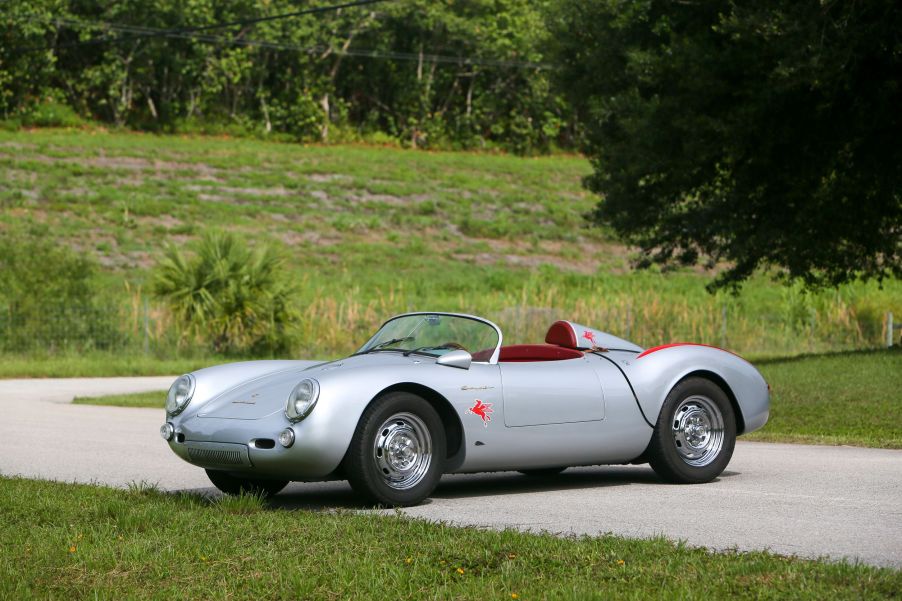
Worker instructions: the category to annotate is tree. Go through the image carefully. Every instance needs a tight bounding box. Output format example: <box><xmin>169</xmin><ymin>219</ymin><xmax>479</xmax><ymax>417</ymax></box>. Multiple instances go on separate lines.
<box><xmin>551</xmin><ymin>0</ymin><xmax>902</xmax><ymax>289</ymax></box>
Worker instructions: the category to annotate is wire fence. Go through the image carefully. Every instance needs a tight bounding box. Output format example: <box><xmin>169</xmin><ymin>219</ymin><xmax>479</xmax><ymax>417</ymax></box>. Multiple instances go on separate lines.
<box><xmin>1</xmin><ymin>300</ymin><xmax>898</xmax><ymax>359</ymax></box>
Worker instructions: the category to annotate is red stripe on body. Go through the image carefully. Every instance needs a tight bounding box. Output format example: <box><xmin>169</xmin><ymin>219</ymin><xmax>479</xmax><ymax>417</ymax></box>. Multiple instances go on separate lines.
<box><xmin>636</xmin><ymin>342</ymin><xmax>744</xmax><ymax>360</ymax></box>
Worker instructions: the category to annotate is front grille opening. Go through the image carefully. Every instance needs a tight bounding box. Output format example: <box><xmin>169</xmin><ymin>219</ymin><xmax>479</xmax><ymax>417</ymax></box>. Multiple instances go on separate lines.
<box><xmin>188</xmin><ymin>447</ymin><xmax>242</xmax><ymax>465</ymax></box>
<box><xmin>176</xmin><ymin>433</ymin><xmax>185</xmax><ymax>443</ymax></box>
<box><xmin>253</xmin><ymin>438</ymin><xmax>275</xmax><ymax>449</ymax></box>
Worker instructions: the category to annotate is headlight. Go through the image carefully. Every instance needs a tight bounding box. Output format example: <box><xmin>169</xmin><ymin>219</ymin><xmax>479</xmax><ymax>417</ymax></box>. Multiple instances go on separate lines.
<box><xmin>285</xmin><ymin>378</ymin><xmax>319</xmax><ymax>422</ymax></box>
<box><xmin>166</xmin><ymin>374</ymin><xmax>196</xmax><ymax>416</ymax></box>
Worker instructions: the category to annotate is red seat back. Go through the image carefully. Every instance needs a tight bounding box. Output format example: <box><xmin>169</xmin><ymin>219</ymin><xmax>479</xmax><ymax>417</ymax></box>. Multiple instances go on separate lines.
<box><xmin>545</xmin><ymin>320</ymin><xmax>578</xmax><ymax>348</ymax></box>
<box><xmin>498</xmin><ymin>344</ymin><xmax>583</xmax><ymax>362</ymax></box>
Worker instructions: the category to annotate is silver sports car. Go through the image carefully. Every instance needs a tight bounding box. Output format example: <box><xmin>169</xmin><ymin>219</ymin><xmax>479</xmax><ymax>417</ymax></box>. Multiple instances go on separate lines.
<box><xmin>161</xmin><ymin>312</ymin><xmax>769</xmax><ymax>506</ymax></box>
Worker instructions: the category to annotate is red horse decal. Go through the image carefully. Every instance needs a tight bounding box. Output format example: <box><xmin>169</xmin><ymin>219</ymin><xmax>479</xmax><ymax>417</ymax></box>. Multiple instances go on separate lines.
<box><xmin>468</xmin><ymin>399</ymin><xmax>493</xmax><ymax>427</ymax></box>
<box><xmin>582</xmin><ymin>330</ymin><xmax>598</xmax><ymax>346</ymax></box>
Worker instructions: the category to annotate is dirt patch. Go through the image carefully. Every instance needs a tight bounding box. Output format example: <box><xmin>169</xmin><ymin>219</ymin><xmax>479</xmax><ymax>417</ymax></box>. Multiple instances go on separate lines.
<box><xmin>0</xmin><ymin>142</ymin><xmax>35</xmax><ymax>151</ymax></box>
<box><xmin>347</xmin><ymin>192</ymin><xmax>407</xmax><ymax>206</ymax></box>
<box><xmin>137</xmin><ymin>214</ymin><xmax>183</xmax><ymax>229</ymax></box>
<box><xmin>3</xmin><ymin>152</ymin><xmax>226</xmax><ymax>179</ymax></box>
<box><xmin>279</xmin><ymin>230</ymin><xmax>341</xmax><ymax>247</ymax></box>
<box><xmin>307</xmin><ymin>173</ymin><xmax>351</xmax><ymax>183</ymax></box>
<box><xmin>457</xmin><ymin>251</ymin><xmax>601</xmax><ymax>275</ymax></box>
<box><xmin>185</xmin><ymin>184</ymin><xmax>296</xmax><ymax>198</ymax></box>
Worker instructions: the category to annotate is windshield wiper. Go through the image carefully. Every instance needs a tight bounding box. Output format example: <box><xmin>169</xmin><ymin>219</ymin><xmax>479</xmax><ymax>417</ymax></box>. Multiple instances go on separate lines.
<box><xmin>354</xmin><ymin>336</ymin><xmax>415</xmax><ymax>355</ymax></box>
<box><xmin>402</xmin><ymin>345</ymin><xmax>456</xmax><ymax>357</ymax></box>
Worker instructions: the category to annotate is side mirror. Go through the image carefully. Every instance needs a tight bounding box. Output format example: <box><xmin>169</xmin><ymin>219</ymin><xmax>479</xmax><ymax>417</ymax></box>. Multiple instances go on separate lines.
<box><xmin>436</xmin><ymin>349</ymin><xmax>472</xmax><ymax>370</ymax></box>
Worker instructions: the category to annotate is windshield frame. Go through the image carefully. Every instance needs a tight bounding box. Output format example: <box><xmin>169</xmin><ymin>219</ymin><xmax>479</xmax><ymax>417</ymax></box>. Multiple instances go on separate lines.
<box><xmin>355</xmin><ymin>312</ymin><xmax>503</xmax><ymax>364</ymax></box>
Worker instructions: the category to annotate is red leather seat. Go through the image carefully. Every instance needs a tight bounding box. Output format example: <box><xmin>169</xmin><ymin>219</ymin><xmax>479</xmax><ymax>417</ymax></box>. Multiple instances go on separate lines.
<box><xmin>498</xmin><ymin>344</ymin><xmax>583</xmax><ymax>363</ymax></box>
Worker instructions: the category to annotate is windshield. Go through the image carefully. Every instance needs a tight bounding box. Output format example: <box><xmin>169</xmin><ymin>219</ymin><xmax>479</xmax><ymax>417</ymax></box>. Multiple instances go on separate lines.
<box><xmin>356</xmin><ymin>314</ymin><xmax>499</xmax><ymax>360</ymax></box>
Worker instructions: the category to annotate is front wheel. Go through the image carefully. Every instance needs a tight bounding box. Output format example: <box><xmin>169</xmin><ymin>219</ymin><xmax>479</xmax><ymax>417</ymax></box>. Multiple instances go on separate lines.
<box><xmin>344</xmin><ymin>392</ymin><xmax>446</xmax><ymax>506</ymax></box>
<box><xmin>647</xmin><ymin>378</ymin><xmax>736</xmax><ymax>484</ymax></box>
<box><xmin>205</xmin><ymin>469</ymin><xmax>288</xmax><ymax>498</ymax></box>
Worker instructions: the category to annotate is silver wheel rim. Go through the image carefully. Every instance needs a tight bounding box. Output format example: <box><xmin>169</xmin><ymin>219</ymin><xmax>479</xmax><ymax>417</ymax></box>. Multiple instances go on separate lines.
<box><xmin>671</xmin><ymin>395</ymin><xmax>724</xmax><ymax>467</ymax></box>
<box><xmin>373</xmin><ymin>412</ymin><xmax>433</xmax><ymax>490</ymax></box>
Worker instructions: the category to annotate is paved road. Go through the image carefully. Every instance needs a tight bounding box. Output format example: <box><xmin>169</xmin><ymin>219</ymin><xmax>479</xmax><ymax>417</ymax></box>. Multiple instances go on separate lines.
<box><xmin>2</xmin><ymin>378</ymin><xmax>900</xmax><ymax>568</ymax></box>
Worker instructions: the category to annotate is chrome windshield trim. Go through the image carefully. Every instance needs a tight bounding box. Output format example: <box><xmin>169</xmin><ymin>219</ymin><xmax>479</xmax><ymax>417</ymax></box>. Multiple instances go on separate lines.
<box><xmin>357</xmin><ymin>312</ymin><xmax>503</xmax><ymax>365</ymax></box>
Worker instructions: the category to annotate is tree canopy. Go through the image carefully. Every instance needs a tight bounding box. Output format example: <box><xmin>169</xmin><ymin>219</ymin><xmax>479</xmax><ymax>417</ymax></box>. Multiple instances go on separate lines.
<box><xmin>1</xmin><ymin>0</ymin><xmax>568</xmax><ymax>153</ymax></box>
<box><xmin>552</xmin><ymin>0</ymin><xmax>902</xmax><ymax>289</ymax></box>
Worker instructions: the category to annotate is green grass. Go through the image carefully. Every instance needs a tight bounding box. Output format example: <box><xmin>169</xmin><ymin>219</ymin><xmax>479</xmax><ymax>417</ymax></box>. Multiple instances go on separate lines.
<box><xmin>0</xmin><ymin>353</ymin><xmax>210</xmax><ymax>379</ymax></box>
<box><xmin>750</xmin><ymin>349</ymin><xmax>902</xmax><ymax>448</ymax></box>
<box><xmin>0</xmin><ymin>477</ymin><xmax>898</xmax><ymax>600</ymax></box>
<box><xmin>70</xmin><ymin>349</ymin><xmax>902</xmax><ymax>449</ymax></box>
<box><xmin>73</xmin><ymin>390</ymin><xmax>166</xmax><ymax>408</ymax></box>
<box><xmin>1</xmin><ymin>128</ymin><xmax>900</xmax><ymax>360</ymax></box>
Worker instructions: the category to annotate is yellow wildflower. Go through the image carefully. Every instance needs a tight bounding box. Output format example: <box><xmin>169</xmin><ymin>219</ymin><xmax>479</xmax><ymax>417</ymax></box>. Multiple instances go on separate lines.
<box><xmin>617</xmin><ymin>559</ymin><xmax>625</xmax><ymax>566</ymax></box>
<box><xmin>456</xmin><ymin>567</ymin><xmax>465</xmax><ymax>575</ymax></box>
<box><xmin>68</xmin><ymin>545</ymin><xmax>76</xmax><ymax>553</ymax></box>
<box><xmin>405</xmin><ymin>557</ymin><xmax>413</xmax><ymax>565</ymax></box>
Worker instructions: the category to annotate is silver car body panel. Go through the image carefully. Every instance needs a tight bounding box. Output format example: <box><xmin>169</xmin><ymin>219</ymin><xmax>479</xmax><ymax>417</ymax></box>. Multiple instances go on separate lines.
<box><xmin>164</xmin><ymin>312</ymin><xmax>769</xmax><ymax>481</ymax></box>
<box><xmin>611</xmin><ymin>345</ymin><xmax>770</xmax><ymax>434</ymax></box>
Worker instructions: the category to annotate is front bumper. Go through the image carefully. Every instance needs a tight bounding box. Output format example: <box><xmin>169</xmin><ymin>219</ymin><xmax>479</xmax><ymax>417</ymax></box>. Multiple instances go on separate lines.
<box><xmin>166</xmin><ymin>410</ymin><xmax>347</xmax><ymax>479</ymax></box>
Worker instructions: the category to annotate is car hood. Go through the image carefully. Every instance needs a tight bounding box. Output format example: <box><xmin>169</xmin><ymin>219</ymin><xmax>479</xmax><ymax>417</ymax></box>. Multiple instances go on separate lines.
<box><xmin>196</xmin><ymin>352</ymin><xmax>425</xmax><ymax>420</ymax></box>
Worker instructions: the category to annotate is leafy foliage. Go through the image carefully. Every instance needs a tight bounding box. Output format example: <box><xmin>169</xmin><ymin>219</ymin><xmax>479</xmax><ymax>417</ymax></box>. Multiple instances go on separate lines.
<box><xmin>1</xmin><ymin>0</ymin><xmax>568</xmax><ymax>153</ymax></box>
<box><xmin>0</xmin><ymin>233</ymin><xmax>119</xmax><ymax>351</ymax></box>
<box><xmin>152</xmin><ymin>231</ymin><xmax>297</xmax><ymax>355</ymax></box>
<box><xmin>552</xmin><ymin>0</ymin><xmax>902</xmax><ymax>290</ymax></box>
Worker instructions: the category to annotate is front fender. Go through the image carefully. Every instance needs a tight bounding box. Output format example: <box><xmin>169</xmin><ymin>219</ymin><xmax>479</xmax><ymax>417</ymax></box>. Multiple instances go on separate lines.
<box><xmin>614</xmin><ymin>346</ymin><xmax>769</xmax><ymax>435</ymax></box>
<box><xmin>293</xmin><ymin>361</ymin><xmax>489</xmax><ymax>476</ymax></box>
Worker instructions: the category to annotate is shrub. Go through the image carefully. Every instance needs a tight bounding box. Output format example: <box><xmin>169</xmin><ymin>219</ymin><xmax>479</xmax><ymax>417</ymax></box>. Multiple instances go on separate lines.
<box><xmin>0</xmin><ymin>233</ymin><xmax>120</xmax><ymax>352</ymax></box>
<box><xmin>152</xmin><ymin>231</ymin><xmax>298</xmax><ymax>355</ymax></box>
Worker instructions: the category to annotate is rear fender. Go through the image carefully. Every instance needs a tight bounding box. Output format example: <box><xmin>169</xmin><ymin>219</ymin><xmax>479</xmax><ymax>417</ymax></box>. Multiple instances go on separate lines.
<box><xmin>614</xmin><ymin>346</ymin><xmax>769</xmax><ymax>434</ymax></box>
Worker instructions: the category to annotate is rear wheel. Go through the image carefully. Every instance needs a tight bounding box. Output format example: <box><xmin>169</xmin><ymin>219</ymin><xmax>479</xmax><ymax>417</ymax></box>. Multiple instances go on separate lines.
<box><xmin>647</xmin><ymin>377</ymin><xmax>736</xmax><ymax>484</ymax></box>
<box><xmin>344</xmin><ymin>391</ymin><xmax>446</xmax><ymax>507</ymax></box>
<box><xmin>205</xmin><ymin>469</ymin><xmax>288</xmax><ymax>498</ymax></box>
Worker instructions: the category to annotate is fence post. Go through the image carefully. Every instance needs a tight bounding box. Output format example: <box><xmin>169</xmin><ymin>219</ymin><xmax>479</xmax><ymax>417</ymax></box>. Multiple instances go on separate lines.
<box><xmin>888</xmin><ymin>312</ymin><xmax>894</xmax><ymax>348</ymax></box>
<box><xmin>720</xmin><ymin>306</ymin><xmax>728</xmax><ymax>349</ymax></box>
<box><xmin>143</xmin><ymin>298</ymin><xmax>150</xmax><ymax>355</ymax></box>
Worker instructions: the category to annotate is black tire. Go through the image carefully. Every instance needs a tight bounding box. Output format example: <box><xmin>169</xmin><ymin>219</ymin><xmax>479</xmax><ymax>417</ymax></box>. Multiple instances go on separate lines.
<box><xmin>518</xmin><ymin>467</ymin><xmax>567</xmax><ymax>477</ymax></box>
<box><xmin>647</xmin><ymin>377</ymin><xmax>737</xmax><ymax>484</ymax></box>
<box><xmin>205</xmin><ymin>469</ymin><xmax>288</xmax><ymax>498</ymax></box>
<box><xmin>344</xmin><ymin>391</ymin><xmax>446</xmax><ymax>507</ymax></box>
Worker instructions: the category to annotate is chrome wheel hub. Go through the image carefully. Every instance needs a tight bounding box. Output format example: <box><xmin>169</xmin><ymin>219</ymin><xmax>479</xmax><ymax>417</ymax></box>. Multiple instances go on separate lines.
<box><xmin>373</xmin><ymin>412</ymin><xmax>432</xmax><ymax>490</ymax></box>
<box><xmin>671</xmin><ymin>395</ymin><xmax>724</xmax><ymax>467</ymax></box>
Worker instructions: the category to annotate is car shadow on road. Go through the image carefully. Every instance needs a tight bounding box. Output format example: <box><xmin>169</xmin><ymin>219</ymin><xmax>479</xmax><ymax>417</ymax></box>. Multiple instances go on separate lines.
<box><xmin>429</xmin><ymin>465</ymin><xmax>662</xmax><ymax>500</ymax></box>
<box><xmin>263</xmin><ymin>465</ymin><xmax>746</xmax><ymax>511</ymax></box>
<box><xmin>173</xmin><ymin>466</ymin><xmax>742</xmax><ymax>511</ymax></box>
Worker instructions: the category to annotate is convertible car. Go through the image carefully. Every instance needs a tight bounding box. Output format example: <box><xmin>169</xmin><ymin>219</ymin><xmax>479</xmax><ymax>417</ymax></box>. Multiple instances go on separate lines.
<box><xmin>161</xmin><ymin>312</ymin><xmax>769</xmax><ymax>506</ymax></box>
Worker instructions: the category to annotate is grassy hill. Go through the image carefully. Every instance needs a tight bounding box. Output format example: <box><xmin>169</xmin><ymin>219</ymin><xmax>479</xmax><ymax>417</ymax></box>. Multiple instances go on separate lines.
<box><xmin>1</xmin><ymin>128</ymin><xmax>900</xmax><ymax>361</ymax></box>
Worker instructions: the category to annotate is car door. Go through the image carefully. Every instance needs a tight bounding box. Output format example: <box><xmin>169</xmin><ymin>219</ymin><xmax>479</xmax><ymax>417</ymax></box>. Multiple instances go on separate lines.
<box><xmin>500</xmin><ymin>357</ymin><xmax>605</xmax><ymax>427</ymax></box>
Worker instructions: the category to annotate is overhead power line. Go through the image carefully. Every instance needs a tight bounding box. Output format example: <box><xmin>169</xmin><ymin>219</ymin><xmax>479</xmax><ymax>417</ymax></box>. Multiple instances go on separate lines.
<box><xmin>29</xmin><ymin>0</ymin><xmax>395</xmax><ymax>51</ymax></box>
<box><xmin>44</xmin><ymin>17</ymin><xmax>552</xmax><ymax>70</ymax></box>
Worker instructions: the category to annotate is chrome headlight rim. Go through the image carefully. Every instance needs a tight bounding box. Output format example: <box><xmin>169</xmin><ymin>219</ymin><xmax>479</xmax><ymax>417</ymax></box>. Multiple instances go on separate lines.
<box><xmin>166</xmin><ymin>374</ymin><xmax>196</xmax><ymax>417</ymax></box>
<box><xmin>285</xmin><ymin>378</ymin><xmax>320</xmax><ymax>422</ymax></box>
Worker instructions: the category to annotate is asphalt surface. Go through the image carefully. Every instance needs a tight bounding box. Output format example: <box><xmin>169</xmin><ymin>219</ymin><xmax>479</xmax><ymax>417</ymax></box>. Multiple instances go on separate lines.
<box><xmin>2</xmin><ymin>377</ymin><xmax>900</xmax><ymax>568</ymax></box>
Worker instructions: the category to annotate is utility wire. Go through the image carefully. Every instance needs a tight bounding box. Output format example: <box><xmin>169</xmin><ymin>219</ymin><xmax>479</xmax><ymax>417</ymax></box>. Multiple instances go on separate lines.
<box><xmin>45</xmin><ymin>17</ymin><xmax>552</xmax><ymax>70</ymax></box>
<box><xmin>140</xmin><ymin>0</ymin><xmax>392</xmax><ymax>34</ymax></box>
<box><xmin>27</xmin><ymin>0</ymin><xmax>394</xmax><ymax>51</ymax></box>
